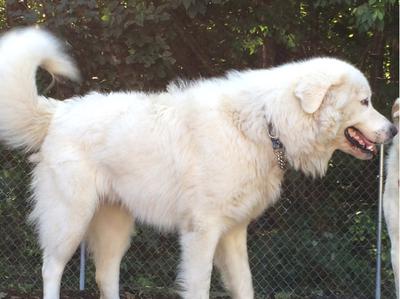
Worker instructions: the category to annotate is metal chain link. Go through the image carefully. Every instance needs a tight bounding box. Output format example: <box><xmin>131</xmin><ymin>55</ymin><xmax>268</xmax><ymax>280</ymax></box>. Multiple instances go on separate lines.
<box><xmin>0</xmin><ymin>148</ymin><xmax>396</xmax><ymax>298</ymax></box>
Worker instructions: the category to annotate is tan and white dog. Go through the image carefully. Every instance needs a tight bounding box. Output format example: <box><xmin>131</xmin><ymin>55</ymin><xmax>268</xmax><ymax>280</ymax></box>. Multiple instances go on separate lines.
<box><xmin>0</xmin><ymin>28</ymin><xmax>397</xmax><ymax>299</ymax></box>
<box><xmin>384</xmin><ymin>98</ymin><xmax>399</xmax><ymax>298</ymax></box>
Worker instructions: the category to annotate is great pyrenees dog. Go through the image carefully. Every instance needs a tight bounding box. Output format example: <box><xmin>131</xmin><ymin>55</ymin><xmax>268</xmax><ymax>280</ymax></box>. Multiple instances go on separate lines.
<box><xmin>383</xmin><ymin>98</ymin><xmax>399</xmax><ymax>298</ymax></box>
<box><xmin>0</xmin><ymin>27</ymin><xmax>397</xmax><ymax>299</ymax></box>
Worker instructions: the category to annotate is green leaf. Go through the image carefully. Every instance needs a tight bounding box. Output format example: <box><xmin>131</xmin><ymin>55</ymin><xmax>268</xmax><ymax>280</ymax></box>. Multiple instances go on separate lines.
<box><xmin>182</xmin><ymin>0</ymin><xmax>194</xmax><ymax>10</ymax></box>
<box><xmin>377</xmin><ymin>10</ymin><xmax>385</xmax><ymax>21</ymax></box>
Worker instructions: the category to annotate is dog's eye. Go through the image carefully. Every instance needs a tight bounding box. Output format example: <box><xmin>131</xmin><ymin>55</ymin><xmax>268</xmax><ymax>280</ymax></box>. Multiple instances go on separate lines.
<box><xmin>361</xmin><ymin>98</ymin><xmax>369</xmax><ymax>106</ymax></box>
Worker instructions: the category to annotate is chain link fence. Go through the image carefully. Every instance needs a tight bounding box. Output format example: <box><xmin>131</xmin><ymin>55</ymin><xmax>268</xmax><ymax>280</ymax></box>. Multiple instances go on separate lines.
<box><xmin>0</xmin><ymin>146</ymin><xmax>396</xmax><ymax>298</ymax></box>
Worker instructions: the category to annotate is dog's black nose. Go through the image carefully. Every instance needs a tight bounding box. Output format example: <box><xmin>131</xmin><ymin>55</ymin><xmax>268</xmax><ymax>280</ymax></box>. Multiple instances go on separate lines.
<box><xmin>389</xmin><ymin>124</ymin><xmax>398</xmax><ymax>138</ymax></box>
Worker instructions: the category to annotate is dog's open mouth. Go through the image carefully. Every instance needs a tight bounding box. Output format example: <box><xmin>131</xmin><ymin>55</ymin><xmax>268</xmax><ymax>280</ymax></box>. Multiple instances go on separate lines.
<box><xmin>344</xmin><ymin>127</ymin><xmax>377</xmax><ymax>156</ymax></box>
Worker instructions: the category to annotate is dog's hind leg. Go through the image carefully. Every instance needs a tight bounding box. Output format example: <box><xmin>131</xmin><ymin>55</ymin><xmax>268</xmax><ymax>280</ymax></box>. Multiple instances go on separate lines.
<box><xmin>214</xmin><ymin>224</ymin><xmax>254</xmax><ymax>299</ymax></box>
<box><xmin>30</xmin><ymin>161</ymin><xmax>98</xmax><ymax>299</ymax></box>
<box><xmin>87</xmin><ymin>203</ymin><xmax>134</xmax><ymax>299</ymax></box>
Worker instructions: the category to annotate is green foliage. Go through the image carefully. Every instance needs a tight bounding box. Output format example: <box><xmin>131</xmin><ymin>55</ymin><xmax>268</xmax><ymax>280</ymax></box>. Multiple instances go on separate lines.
<box><xmin>315</xmin><ymin>0</ymin><xmax>397</xmax><ymax>32</ymax></box>
<box><xmin>0</xmin><ymin>1</ymin><xmax>398</xmax><ymax>297</ymax></box>
<box><xmin>0</xmin><ymin>0</ymin><xmax>5</xmax><ymax>26</ymax></box>
<box><xmin>2</xmin><ymin>0</ymin><xmax>398</xmax><ymax>105</ymax></box>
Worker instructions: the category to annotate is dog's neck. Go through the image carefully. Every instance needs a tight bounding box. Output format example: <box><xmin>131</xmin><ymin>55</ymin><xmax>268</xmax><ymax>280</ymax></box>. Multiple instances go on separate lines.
<box><xmin>269</xmin><ymin>112</ymin><xmax>337</xmax><ymax>177</ymax></box>
<box><xmin>226</xmin><ymin>95</ymin><xmax>336</xmax><ymax>178</ymax></box>
<box><xmin>267</xmin><ymin>118</ymin><xmax>334</xmax><ymax>177</ymax></box>
<box><xmin>267</xmin><ymin>122</ymin><xmax>287</xmax><ymax>171</ymax></box>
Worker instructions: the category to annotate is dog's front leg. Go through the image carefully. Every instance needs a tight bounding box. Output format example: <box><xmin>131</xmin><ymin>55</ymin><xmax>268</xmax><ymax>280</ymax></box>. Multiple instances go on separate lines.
<box><xmin>214</xmin><ymin>224</ymin><xmax>254</xmax><ymax>299</ymax></box>
<box><xmin>177</xmin><ymin>227</ymin><xmax>221</xmax><ymax>299</ymax></box>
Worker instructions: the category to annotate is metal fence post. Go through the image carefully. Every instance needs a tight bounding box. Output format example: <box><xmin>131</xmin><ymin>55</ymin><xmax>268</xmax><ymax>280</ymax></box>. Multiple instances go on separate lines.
<box><xmin>375</xmin><ymin>144</ymin><xmax>385</xmax><ymax>299</ymax></box>
<box><xmin>79</xmin><ymin>242</ymin><xmax>86</xmax><ymax>291</ymax></box>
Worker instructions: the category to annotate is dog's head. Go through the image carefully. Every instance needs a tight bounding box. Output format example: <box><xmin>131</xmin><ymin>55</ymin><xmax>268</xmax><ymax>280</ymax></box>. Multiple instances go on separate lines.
<box><xmin>293</xmin><ymin>58</ymin><xmax>397</xmax><ymax>161</ymax></box>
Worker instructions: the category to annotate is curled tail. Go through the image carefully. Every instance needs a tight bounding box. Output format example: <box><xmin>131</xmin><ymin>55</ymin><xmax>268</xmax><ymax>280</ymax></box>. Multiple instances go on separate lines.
<box><xmin>0</xmin><ymin>27</ymin><xmax>80</xmax><ymax>152</ymax></box>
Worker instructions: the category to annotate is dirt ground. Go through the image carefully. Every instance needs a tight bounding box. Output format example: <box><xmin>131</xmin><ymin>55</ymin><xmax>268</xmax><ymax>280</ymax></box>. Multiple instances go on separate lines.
<box><xmin>0</xmin><ymin>291</ymin><xmax>180</xmax><ymax>299</ymax></box>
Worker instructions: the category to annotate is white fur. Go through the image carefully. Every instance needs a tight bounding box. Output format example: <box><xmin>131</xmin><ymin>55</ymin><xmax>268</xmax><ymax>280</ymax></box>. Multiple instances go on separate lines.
<box><xmin>0</xmin><ymin>28</ymin><xmax>396</xmax><ymax>299</ymax></box>
<box><xmin>0</xmin><ymin>27</ymin><xmax>79</xmax><ymax>151</ymax></box>
<box><xmin>383</xmin><ymin>98</ymin><xmax>399</xmax><ymax>298</ymax></box>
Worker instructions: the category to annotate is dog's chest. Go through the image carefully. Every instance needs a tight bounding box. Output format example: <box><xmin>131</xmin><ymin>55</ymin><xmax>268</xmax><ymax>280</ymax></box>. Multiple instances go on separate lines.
<box><xmin>231</xmin><ymin>166</ymin><xmax>283</xmax><ymax>222</ymax></box>
<box><xmin>207</xmin><ymin>144</ymin><xmax>285</xmax><ymax>224</ymax></box>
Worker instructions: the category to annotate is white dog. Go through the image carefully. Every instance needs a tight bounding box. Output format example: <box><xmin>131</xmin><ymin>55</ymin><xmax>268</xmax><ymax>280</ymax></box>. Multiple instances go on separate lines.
<box><xmin>384</xmin><ymin>98</ymin><xmax>399</xmax><ymax>298</ymax></box>
<box><xmin>0</xmin><ymin>28</ymin><xmax>397</xmax><ymax>299</ymax></box>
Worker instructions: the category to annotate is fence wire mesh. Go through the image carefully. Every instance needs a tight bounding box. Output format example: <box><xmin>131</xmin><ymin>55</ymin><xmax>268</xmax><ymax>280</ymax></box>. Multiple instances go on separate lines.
<box><xmin>0</xmin><ymin>147</ymin><xmax>396</xmax><ymax>298</ymax></box>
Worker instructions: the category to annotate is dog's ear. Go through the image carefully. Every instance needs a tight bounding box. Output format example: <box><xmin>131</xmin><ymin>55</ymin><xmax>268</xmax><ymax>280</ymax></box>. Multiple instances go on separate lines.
<box><xmin>392</xmin><ymin>98</ymin><xmax>399</xmax><ymax>127</ymax></box>
<box><xmin>294</xmin><ymin>75</ymin><xmax>342</xmax><ymax>114</ymax></box>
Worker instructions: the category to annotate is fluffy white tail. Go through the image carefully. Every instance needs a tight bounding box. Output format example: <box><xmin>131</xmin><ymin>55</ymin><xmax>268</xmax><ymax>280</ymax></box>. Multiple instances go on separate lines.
<box><xmin>0</xmin><ymin>27</ymin><xmax>80</xmax><ymax>152</ymax></box>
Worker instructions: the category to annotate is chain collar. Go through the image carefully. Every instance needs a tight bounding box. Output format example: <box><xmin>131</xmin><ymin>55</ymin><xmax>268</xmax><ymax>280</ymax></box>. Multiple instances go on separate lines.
<box><xmin>267</xmin><ymin>123</ymin><xmax>287</xmax><ymax>171</ymax></box>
